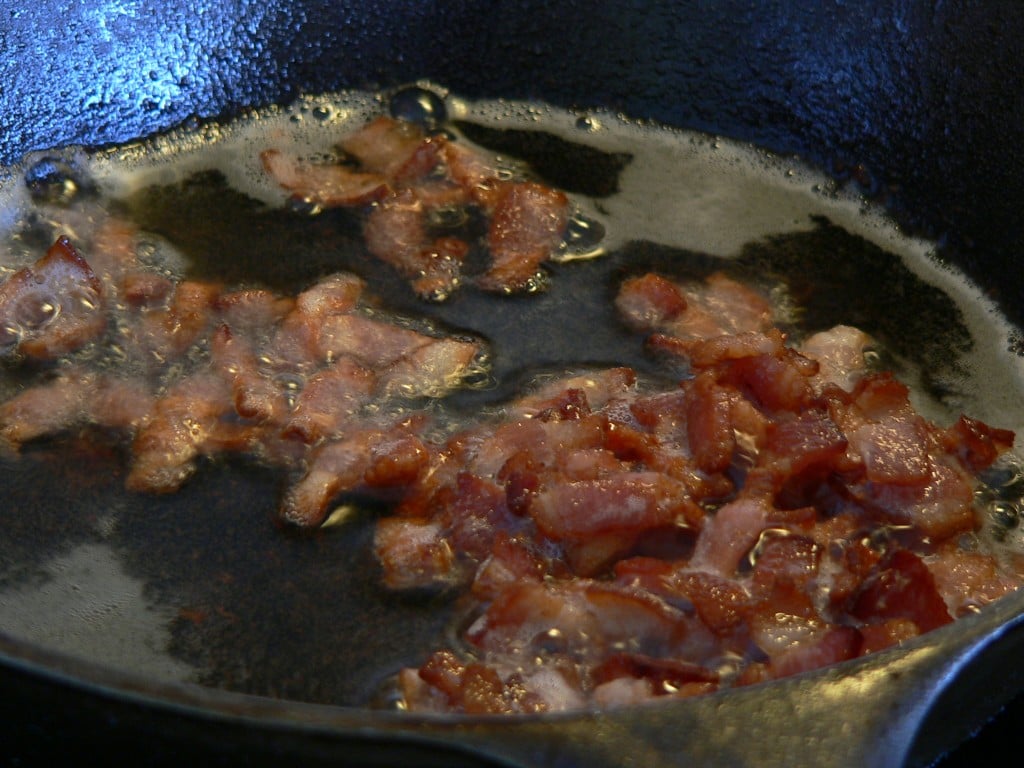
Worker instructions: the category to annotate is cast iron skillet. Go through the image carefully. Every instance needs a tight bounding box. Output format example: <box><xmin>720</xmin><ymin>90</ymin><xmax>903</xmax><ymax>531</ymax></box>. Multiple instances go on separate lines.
<box><xmin>2</xmin><ymin>1</ymin><xmax>1024</xmax><ymax>765</ymax></box>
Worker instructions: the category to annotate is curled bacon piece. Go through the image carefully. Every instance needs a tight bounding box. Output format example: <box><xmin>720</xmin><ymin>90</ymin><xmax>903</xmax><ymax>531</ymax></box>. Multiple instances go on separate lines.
<box><xmin>0</xmin><ymin>236</ymin><xmax>106</xmax><ymax>360</ymax></box>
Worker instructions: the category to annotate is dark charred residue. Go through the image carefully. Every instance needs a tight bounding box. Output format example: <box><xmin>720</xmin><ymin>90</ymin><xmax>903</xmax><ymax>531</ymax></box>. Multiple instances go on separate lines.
<box><xmin>452</xmin><ymin>121</ymin><xmax>632</xmax><ymax>197</ymax></box>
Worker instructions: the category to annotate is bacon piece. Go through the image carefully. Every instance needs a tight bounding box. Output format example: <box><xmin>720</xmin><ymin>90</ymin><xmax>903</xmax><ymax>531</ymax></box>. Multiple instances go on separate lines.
<box><xmin>511</xmin><ymin>367</ymin><xmax>636</xmax><ymax>418</ymax></box>
<box><xmin>121</xmin><ymin>271</ymin><xmax>174</xmax><ymax>308</ymax></box>
<box><xmin>685</xmin><ymin>371</ymin><xmax>736</xmax><ymax>473</ymax></box>
<box><xmin>377</xmin><ymin>336</ymin><xmax>481</xmax><ymax>398</ymax></box>
<box><xmin>593</xmin><ymin>652</ymin><xmax>719</xmax><ymax>697</ymax></box>
<box><xmin>363</xmin><ymin>191</ymin><xmax>468</xmax><ymax>302</ymax></box>
<box><xmin>467</xmin><ymin>580</ymin><xmax>715</xmax><ymax>662</ymax></box>
<box><xmin>441</xmin><ymin>140</ymin><xmax>508</xmax><ymax>209</ymax></box>
<box><xmin>125</xmin><ymin>373</ymin><xmax>234</xmax><ymax>493</ymax></box>
<box><xmin>89</xmin><ymin>375</ymin><xmax>156</xmax><ymax>431</ymax></box>
<box><xmin>721</xmin><ymin>347</ymin><xmax>817</xmax><ymax>414</ymax></box>
<box><xmin>295</xmin><ymin>272</ymin><xmax>364</xmax><ymax>318</ymax></box>
<box><xmin>941</xmin><ymin>414</ymin><xmax>1016</xmax><ymax>472</ymax></box>
<box><xmin>88</xmin><ymin>217</ymin><xmax>143</xmax><ymax>288</ymax></box>
<box><xmin>691</xmin><ymin>272</ymin><xmax>774</xmax><ymax>336</ymax></box>
<box><xmin>767</xmin><ymin>625</ymin><xmax>861</xmax><ymax>679</ymax></box>
<box><xmin>592</xmin><ymin>676</ymin><xmax>660</xmax><ymax>706</ymax></box>
<box><xmin>518</xmin><ymin>667</ymin><xmax>587</xmax><ymax>712</ymax></box>
<box><xmin>338</xmin><ymin>116</ymin><xmax>440</xmax><ymax>181</ymax></box>
<box><xmin>435</xmin><ymin>472</ymin><xmax>517</xmax><ymax>563</ymax></box>
<box><xmin>472</xmin><ymin>533</ymin><xmax>549</xmax><ymax>599</ymax></box>
<box><xmin>847</xmin><ymin>418</ymin><xmax>932</xmax><ymax>486</ymax></box>
<box><xmin>474</xmin><ymin>415</ymin><xmax>606</xmax><ymax>483</ymax></box>
<box><xmin>314</xmin><ymin>314</ymin><xmax>481</xmax><ymax>398</ymax></box>
<box><xmin>0</xmin><ymin>237</ymin><xmax>106</xmax><ymax>360</ymax></box>
<box><xmin>0</xmin><ymin>369</ymin><xmax>92</xmax><ymax>445</ymax></box>
<box><xmin>851</xmin><ymin>549</ymin><xmax>953</xmax><ymax>633</ymax></box>
<box><xmin>282</xmin><ymin>357</ymin><xmax>375</xmax><ymax>443</ymax></box>
<box><xmin>685</xmin><ymin>329</ymin><xmax>786</xmax><ymax>369</ymax></box>
<box><xmin>925</xmin><ymin>540</ymin><xmax>1020</xmax><ymax>616</ymax></box>
<box><xmin>690</xmin><ymin>498</ymin><xmax>769</xmax><ymax>576</ymax></box>
<box><xmin>613</xmin><ymin>557</ymin><xmax>679</xmax><ymax>595</ymax></box>
<box><xmin>750</xmin><ymin>533</ymin><xmax>822</xmax><ymax>619</ymax></box>
<box><xmin>857</xmin><ymin>618</ymin><xmax>920</xmax><ymax>655</ymax></box>
<box><xmin>374</xmin><ymin>518</ymin><xmax>458</xmax><ymax>590</ymax></box>
<box><xmin>627</xmin><ymin>271</ymin><xmax>774</xmax><ymax>345</ymax></box>
<box><xmin>210</xmin><ymin>324</ymin><xmax>290</xmax><ymax>424</ymax></box>
<box><xmin>215</xmin><ymin>289</ymin><xmax>295</xmax><ymax>330</ymax></box>
<box><xmin>411</xmin><ymin>238</ymin><xmax>468</xmax><ymax>302</ymax></box>
<box><xmin>0</xmin><ymin>366</ymin><xmax>155</xmax><ymax>447</ymax></box>
<box><xmin>409</xmin><ymin>650</ymin><xmax>572</xmax><ymax>714</ymax></box>
<box><xmin>615</xmin><ymin>273</ymin><xmax>688</xmax><ymax>331</ymax></box>
<box><xmin>812</xmin><ymin>524</ymin><xmax>886</xmax><ymax>612</ymax></box>
<box><xmin>280</xmin><ymin>425</ymin><xmax>429</xmax><ymax>528</ymax></box>
<box><xmin>129</xmin><ymin>280</ymin><xmax>220</xmax><ymax>363</ymax></box>
<box><xmin>846</xmin><ymin>457</ymin><xmax>975</xmax><ymax>541</ymax></box>
<box><xmin>529</xmin><ymin>472</ymin><xmax>701</xmax><ymax>574</ymax></box>
<box><xmin>746</xmin><ymin>606</ymin><xmax>860</xmax><ymax>679</ymax></box>
<box><xmin>363</xmin><ymin>189</ymin><xmax>425</xmax><ymax>268</ymax></box>
<box><xmin>260</xmin><ymin>149</ymin><xmax>389</xmax><ymax>207</ymax></box>
<box><xmin>673</xmin><ymin>570</ymin><xmax>753</xmax><ymax>637</ymax></box>
<box><xmin>766</xmin><ymin>411</ymin><xmax>848</xmax><ymax>479</ymax></box>
<box><xmin>478</xmin><ymin>182</ymin><xmax>569</xmax><ymax>293</ymax></box>
<box><xmin>271</xmin><ymin>273</ymin><xmax>365</xmax><ymax>364</ymax></box>
<box><xmin>799</xmin><ymin>325</ymin><xmax>873</xmax><ymax>393</ymax></box>
<box><xmin>314</xmin><ymin>313</ymin><xmax>432</xmax><ymax>367</ymax></box>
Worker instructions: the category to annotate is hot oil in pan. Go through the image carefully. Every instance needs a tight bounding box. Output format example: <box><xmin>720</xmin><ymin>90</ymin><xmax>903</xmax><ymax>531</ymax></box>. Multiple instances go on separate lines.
<box><xmin>1</xmin><ymin>87</ymin><xmax>1023</xmax><ymax>706</ymax></box>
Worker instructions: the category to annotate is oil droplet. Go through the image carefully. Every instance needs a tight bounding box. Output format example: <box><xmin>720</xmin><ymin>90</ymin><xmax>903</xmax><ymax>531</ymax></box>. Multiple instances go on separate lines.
<box><xmin>389</xmin><ymin>86</ymin><xmax>448</xmax><ymax>130</ymax></box>
<box><xmin>14</xmin><ymin>291</ymin><xmax>59</xmax><ymax>329</ymax></box>
<box><xmin>24</xmin><ymin>157</ymin><xmax>83</xmax><ymax>205</ymax></box>
<box><xmin>311</xmin><ymin>105</ymin><xmax>333</xmax><ymax>122</ymax></box>
<box><xmin>554</xmin><ymin>215</ymin><xmax>606</xmax><ymax>262</ymax></box>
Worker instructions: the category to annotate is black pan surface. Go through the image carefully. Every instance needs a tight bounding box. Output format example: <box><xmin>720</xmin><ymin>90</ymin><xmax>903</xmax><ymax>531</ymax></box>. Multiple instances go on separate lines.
<box><xmin>2</xmin><ymin>2</ymin><xmax>1024</xmax><ymax>766</ymax></box>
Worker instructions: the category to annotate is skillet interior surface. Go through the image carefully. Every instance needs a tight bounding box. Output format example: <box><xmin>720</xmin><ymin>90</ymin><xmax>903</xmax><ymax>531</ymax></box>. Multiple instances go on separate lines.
<box><xmin>2</xmin><ymin>1</ymin><xmax>1024</xmax><ymax>766</ymax></box>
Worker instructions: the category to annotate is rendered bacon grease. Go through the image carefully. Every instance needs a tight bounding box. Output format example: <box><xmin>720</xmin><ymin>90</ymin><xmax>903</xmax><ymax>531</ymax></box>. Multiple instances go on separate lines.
<box><xmin>0</xmin><ymin>87</ymin><xmax>1022</xmax><ymax>715</ymax></box>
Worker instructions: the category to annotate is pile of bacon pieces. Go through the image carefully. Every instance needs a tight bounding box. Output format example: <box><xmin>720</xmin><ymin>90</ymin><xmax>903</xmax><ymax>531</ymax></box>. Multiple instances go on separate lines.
<box><xmin>261</xmin><ymin>115</ymin><xmax>570</xmax><ymax>299</ymax></box>
<box><xmin>0</xmin><ymin>112</ymin><xmax>1020</xmax><ymax>716</ymax></box>
<box><xmin>0</xmin><ymin>224</ymin><xmax>483</xmax><ymax>514</ymax></box>
<box><xmin>374</xmin><ymin>272</ymin><xmax>1021</xmax><ymax>714</ymax></box>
